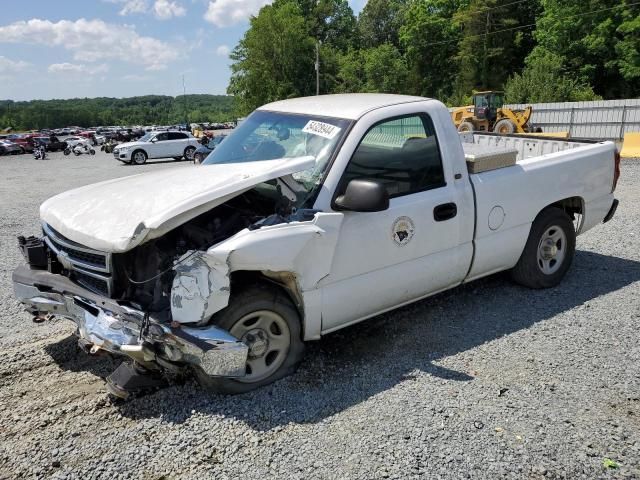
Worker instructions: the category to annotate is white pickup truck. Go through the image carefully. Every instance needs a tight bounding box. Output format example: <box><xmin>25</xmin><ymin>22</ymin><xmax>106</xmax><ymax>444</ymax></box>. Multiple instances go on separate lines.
<box><xmin>13</xmin><ymin>94</ymin><xmax>620</xmax><ymax>397</ymax></box>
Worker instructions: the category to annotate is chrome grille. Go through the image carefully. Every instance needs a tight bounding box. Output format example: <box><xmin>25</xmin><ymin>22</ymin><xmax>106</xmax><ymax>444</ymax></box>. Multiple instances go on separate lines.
<box><xmin>42</xmin><ymin>223</ymin><xmax>113</xmax><ymax>297</ymax></box>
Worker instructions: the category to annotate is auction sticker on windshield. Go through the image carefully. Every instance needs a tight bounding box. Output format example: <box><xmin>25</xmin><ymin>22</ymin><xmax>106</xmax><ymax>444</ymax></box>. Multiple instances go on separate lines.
<box><xmin>302</xmin><ymin>120</ymin><xmax>341</xmax><ymax>139</ymax></box>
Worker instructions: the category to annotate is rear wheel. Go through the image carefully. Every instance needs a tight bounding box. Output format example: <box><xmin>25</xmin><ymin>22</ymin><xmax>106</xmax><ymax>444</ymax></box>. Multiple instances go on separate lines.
<box><xmin>194</xmin><ymin>284</ymin><xmax>305</xmax><ymax>394</ymax></box>
<box><xmin>132</xmin><ymin>150</ymin><xmax>147</xmax><ymax>165</ymax></box>
<box><xmin>511</xmin><ymin>207</ymin><xmax>576</xmax><ymax>289</ymax></box>
<box><xmin>494</xmin><ymin>119</ymin><xmax>516</xmax><ymax>134</ymax></box>
<box><xmin>457</xmin><ymin>121</ymin><xmax>475</xmax><ymax>133</ymax></box>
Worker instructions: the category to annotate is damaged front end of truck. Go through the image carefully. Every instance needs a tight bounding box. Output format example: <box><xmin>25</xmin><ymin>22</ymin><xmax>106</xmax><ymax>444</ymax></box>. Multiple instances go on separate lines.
<box><xmin>12</xmin><ymin>155</ymin><xmax>339</xmax><ymax>398</ymax></box>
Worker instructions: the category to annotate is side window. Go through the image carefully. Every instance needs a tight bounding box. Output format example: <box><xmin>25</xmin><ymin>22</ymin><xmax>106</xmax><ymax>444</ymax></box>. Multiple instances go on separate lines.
<box><xmin>168</xmin><ymin>132</ymin><xmax>187</xmax><ymax>140</ymax></box>
<box><xmin>339</xmin><ymin>114</ymin><xmax>445</xmax><ymax>198</ymax></box>
<box><xmin>155</xmin><ymin>132</ymin><xmax>169</xmax><ymax>141</ymax></box>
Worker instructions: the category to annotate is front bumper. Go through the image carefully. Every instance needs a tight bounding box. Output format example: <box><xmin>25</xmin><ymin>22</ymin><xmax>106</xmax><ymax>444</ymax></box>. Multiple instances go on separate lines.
<box><xmin>12</xmin><ymin>266</ymin><xmax>248</xmax><ymax>378</ymax></box>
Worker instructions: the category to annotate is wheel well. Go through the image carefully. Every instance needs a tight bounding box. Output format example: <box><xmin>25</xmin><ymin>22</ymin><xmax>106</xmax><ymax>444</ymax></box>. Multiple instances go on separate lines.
<box><xmin>131</xmin><ymin>148</ymin><xmax>146</xmax><ymax>159</ymax></box>
<box><xmin>229</xmin><ymin>270</ymin><xmax>305</xmax><ymax>333</ymax></box>
<box><xmin>546</xmin><ymin>196</ymin><xmax>584</xmax><ymax>231</ymax></box>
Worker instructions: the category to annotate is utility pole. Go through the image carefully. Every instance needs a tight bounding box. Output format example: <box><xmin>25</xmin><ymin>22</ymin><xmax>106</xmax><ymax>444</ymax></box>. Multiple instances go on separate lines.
<box><xmin>315</xmin><ymin>41</ymin><xmax>320</xmax><ymax>96</ymax></box>
<box><xmin>482</xmin><ymin>11</ymin><xmax>490</xmax><ymax>89</ymax></box>
<box><xmin>182</xmin><ymin>74</ymin><xmax>187</xmax><ymax>129</ymax></box>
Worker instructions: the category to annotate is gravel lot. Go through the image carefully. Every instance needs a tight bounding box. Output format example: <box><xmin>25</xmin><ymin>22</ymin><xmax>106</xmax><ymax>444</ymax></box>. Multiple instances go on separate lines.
<box><xmin>0</xmin><ymin>150</ymin><xmax>639</xmax><ymax>480</ymax></box>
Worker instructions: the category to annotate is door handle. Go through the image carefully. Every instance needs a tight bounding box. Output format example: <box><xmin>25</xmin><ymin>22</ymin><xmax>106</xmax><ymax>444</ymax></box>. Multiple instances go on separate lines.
<box><xmin>433</xmin><ymin>202</ymin><xmax>457</xmax><ymax>222</ymax></box>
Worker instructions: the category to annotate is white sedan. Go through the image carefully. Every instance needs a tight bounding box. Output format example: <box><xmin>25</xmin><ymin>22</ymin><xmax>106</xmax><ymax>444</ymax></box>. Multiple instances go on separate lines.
<box><xmin>113</xmin><ymin>131</ymin><xmax>199</xmax><ymax>165</ymax></box>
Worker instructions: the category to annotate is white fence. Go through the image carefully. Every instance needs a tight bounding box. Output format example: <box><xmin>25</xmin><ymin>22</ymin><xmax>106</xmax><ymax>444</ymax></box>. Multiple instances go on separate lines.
<box><xmin>505</xmin><ymin>99</ymin><xmax>640</xmax><ymax>141</ymax></box>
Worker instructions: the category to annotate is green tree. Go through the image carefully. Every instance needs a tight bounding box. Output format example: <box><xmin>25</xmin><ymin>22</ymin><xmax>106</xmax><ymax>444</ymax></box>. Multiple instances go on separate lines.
<box><xmin>227</xmin><ymin>2</ymin><xmax>316</xmax><ymax>115</ymax></box>
<box><xmin>399</xmin><ymin>0</ymin><xmax>461</xmax><ymax>99</ymax></box>
<box><xmin>285</xmin><ymin>0</ymin><xmax>357</xmax><ymax>50</ymax></box>
<box><xmin>530</xmin><ymin>0</ymin><xmax>640</xmax><ymax>98</ymax></box>
<box><xmin>0</xmin><ymin>95</ymin><xmax>235</xmax><ymax>131</ymax></box>
<box><xmin>454</xmin><ymin>0</ymin><xmax>540</xmax><ymax>96</ymax></box>
<box><xmin>357</xmin><ymin>0</ymin><xmax>407</xmax><ymax>49</ymax></box>
<box><xmin>504</xmin><ymin>50</ymin><xmax>600</xmax><ymax>103</ymax></box>
<box><xmin>336</xmin><ymin>43</ymin><xmax>408</xmax><ymax>93</ymax></box>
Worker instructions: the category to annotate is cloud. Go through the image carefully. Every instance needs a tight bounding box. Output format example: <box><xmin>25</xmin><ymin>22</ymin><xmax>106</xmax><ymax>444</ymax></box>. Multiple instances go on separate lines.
<box><xmin>0</xmin><ymin>56</ymin><xmax>30</xmax><ymax>73</ymax></box>
<box><xmin>106</xmin><ymin>0</ymin><xmax>186</xmax><ymax>19</ymax></box>
<box><xmin>0</xmin><ymin>19</ymin><xmax>179</xmax><ymax>71</ymax></box>
<box><xmin>204</xmin><ymin>0</ymin><xmax>271</xmax><ymax>27</ymax></box>
<box><xmin>119</xmin><ymin>0</ymin><xmax>149</xmax><ymax>15</ymax></box>
<box><xmin>103</xmin><ymin>0</ymin><xmax>149</xmax><ymax>15</ymax></box>
<box><xmin>216</xmin><ymin>45</ymin><xmax>230</xmax><ymax>56</ymax></box>
<box><xmin>123</xmin><ymin>73</ymin><xmax>150</xmax><ymax>81</ymax></box>
<box><xmin>153</xmin><ymin>0</ymin><xmax>186</xmax><ymax>19</ymax></box>
<box><xmin>48</xmin><ymin>63</ymin><xmax>109</xmax><ymax>75</ymax></box>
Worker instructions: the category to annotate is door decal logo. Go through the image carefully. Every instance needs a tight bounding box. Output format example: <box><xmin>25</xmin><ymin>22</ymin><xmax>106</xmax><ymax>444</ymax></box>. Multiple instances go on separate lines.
<box><xmin>392</xmin><ymin>216</ymin><xmax>415</xmax><ymax>246</ymax></box>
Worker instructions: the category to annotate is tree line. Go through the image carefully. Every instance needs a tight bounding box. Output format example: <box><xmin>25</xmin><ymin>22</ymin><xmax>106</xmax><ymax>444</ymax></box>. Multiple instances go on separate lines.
<box><xmin>228</xmin><ymin>0</ymin><xmax>640</xmax><ymax>115</ymax></box>
<box><xmin>0</xmin><ymin>94</ymin><xmax>235</xmax><ymax>131</ymax></box>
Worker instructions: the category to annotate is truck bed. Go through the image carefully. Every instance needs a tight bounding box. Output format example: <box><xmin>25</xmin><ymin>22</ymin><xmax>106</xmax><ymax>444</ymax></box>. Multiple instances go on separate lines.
<box><xmin>460</xmin><ymin>131</ymin><xmax>598</xmax><ymax>164</ymax></box>
<box><xmin>460</xmin><ymin>131</ymin><xmax>616</xmax><ymax>282</ymax></box>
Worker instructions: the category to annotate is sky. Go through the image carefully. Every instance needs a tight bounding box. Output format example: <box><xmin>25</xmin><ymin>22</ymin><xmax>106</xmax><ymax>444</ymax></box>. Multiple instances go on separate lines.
<box><xmin>0</xmin><ymin>0</ymin><xmax>367</xmax><ymax>101</ymax></box>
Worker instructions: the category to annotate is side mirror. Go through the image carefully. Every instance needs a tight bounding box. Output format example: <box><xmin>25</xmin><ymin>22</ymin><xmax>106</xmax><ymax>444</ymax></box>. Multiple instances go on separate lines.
<box><xmin>334</xmin><ymin>179</ymin><xmax>389</xmax><ymax>212</ymax></box>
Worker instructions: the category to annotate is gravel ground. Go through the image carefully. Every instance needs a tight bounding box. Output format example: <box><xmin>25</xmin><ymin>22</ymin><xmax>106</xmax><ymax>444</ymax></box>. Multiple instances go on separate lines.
<box><xmin>0</xmin><ymin>150</ymin><xmax>639</xmax><ymax>480</ymax></box>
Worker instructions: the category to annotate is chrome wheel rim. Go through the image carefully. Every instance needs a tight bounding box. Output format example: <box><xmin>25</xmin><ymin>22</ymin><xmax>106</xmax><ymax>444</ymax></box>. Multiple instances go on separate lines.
<box><xmin>133</xmin><ymin>152</ymin><xmax>145</xmax><ymax>164</ymax></box>
<box><xmin>229</xmin><ymin>310</ymin><xmax>290</xmax><ymax>383</ymax></box>
<box><xmin>185</xmin><ymin>148</ymin><xmax>195</xmax><ymax>160</ymax></box>
<box><xmin>536</xmin><ymin>225</ymin><xmax>566</xmax><ymax>275</ymax></box>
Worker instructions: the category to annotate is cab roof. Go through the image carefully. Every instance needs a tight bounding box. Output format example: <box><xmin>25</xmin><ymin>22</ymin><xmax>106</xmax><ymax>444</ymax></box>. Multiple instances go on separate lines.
<box><xmin>258</xmin><ymin>93</ymin><xmax>430</xmax><ymax>120</ymax></box>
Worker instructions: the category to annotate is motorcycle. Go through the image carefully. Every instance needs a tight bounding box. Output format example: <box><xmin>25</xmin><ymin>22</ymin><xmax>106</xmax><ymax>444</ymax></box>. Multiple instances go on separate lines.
<box><xmin>100</xmin><ymin>139</ymin><xmax>119</xmax><ymax>154</ymax></box>
<box><xmin>33</xmin><ymin>144</ymin><xmax>47</xmax><ymax>160</ymax></box>
<box><xmin>64</xmin><ymin>140</ymin><xmax>95</xmax><ymax>156</ymax></box>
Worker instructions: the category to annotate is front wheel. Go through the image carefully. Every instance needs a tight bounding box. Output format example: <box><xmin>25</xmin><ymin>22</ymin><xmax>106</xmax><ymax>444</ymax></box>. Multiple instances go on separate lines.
<box><xmin>183</xmin><ymin>146</ymin><xmax>196</xmax><ymax>162</ymax></box>
<box><xmin>63</xmin><ymin>148</ymin><xmax>70</xmax><ymax>156</ymax></box>
<box><xmin>511</xmin><ymin>207</ymin><xmax>576</xmax><ymax>289</ymax></box>
<box><xmin>194</xmin><ymin>284</ymin><xmax>305</xmax><ymax>394</ymax></box>
<box><xmin>131</xmin><ymin>150</ymin><xmax>147</xmax><ymax>165</ymax></box>
<box><xmin>89</xmin><ymin>148</ymin><xmax>95</xmax><ymax>155</ymax></box>
<box><xmin>457</xmin><ymin>121</ymin><xmax>475</xmax><ymax>133</ymax></box>
<box><xmin>494</xmin><ymin>119</ymin><xmax>516</xmax><ymax>134</ymax></box>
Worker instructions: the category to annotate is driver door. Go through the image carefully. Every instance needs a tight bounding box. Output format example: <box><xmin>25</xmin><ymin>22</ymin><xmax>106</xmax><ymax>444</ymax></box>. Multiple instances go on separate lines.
<box><xmin>148</xmin><ymin>132</ymin><xmax>168</xmax><ymax>158</ymax></box>
<box><xmin>319</xmin><ymin>113</ymin><xmax>473</xmax><ymax>332</ymax></box>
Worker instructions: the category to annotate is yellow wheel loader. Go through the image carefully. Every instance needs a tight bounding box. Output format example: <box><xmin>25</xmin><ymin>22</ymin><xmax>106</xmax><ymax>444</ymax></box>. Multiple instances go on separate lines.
<box><xmin>451</xmin><ymin>91</ymin><xmax>535</xmax><ymax>134</ymax></box>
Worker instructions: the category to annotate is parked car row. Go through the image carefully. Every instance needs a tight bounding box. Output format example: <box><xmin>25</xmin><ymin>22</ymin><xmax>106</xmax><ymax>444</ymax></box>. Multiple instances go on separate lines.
<box><xmin>0</xmin><ymin>133</ymin><xmax>68</xmax><ymax>155</ymax></box>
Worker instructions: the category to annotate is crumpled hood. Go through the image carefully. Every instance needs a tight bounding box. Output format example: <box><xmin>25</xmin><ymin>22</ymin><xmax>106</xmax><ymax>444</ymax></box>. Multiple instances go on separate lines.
<box><xmin>40</xmin><ymin>157</ymin><xmax>315</xmax><ymax>253</ymax></box>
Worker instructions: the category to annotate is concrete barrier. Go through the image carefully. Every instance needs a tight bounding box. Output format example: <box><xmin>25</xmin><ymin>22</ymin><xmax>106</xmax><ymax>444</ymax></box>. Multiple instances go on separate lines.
<box><xmin>620</xmin><ymin>132</ymin><xmax>640</xmax><ymax>159</ymax></box>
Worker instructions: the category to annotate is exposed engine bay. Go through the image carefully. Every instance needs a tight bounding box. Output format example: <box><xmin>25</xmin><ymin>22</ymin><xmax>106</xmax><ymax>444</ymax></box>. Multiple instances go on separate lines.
<box><xmin>111</xmin><ymin>180</ymin><xmax>307</xmax><ymax>312</ymax></box>
<box><xmin>27</xmin><ymin>179</ymin><xmax>315</xmax><ymax>321</ymax></box>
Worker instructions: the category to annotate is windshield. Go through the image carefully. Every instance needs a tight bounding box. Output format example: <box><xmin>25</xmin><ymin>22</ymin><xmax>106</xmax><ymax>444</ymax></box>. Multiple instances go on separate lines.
<box><xmin>138</xmin><ymin>133</ymin><xmax>154</xmax><ymax>142</ymax></box>
<box><xmin>203</xmin><ymin>110</ymin><xmax>351</xmax><ymax>201</ymax></box>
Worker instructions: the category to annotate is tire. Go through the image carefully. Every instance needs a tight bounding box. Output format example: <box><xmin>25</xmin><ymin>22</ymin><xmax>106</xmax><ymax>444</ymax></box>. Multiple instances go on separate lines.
<box><xmin>74</xmin><ymin>149</ymin><xmax>81</xmax><ymax>156</ymax></box>
<box><xmin>131</xmin><ymin>150</ymin><xmax>147</xmax><ymax>165</ymax></box>
<box><xmin>89</xmin><ymin>149</ymin><xmax>95</xmax><ymax>155</ymax></box>
<box><xmin>457</xmin><ymin>121</ymin><xmax>475</xmax><ymax>133</ymax></box>
<box><xmin>194</xmin><ymin>284</ymin><xmax>305</xmax><ymax>394</ymax></box>
<box><xmin>193</xmin><ymin>153</ymin><xmax>203</xmax><ymax>164</ymax></box>
<box><xmin>494</xmin><ymin>119</ymin><xmax>516</xmax><ymax>134</ymax></box>
<box><xmin>510</xmin><ymin>207</ymin><xmax>576</xmax><ymax>289</ymax></box>
<box><xmin>183</xmin><ymin>146</ymin><xmax>196</xmax><ymax>162</ymax></box>
<box><xmin>63</xmin><ymin>148</ymin><xmax>70</xmax><ymax>156</ymax></box>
